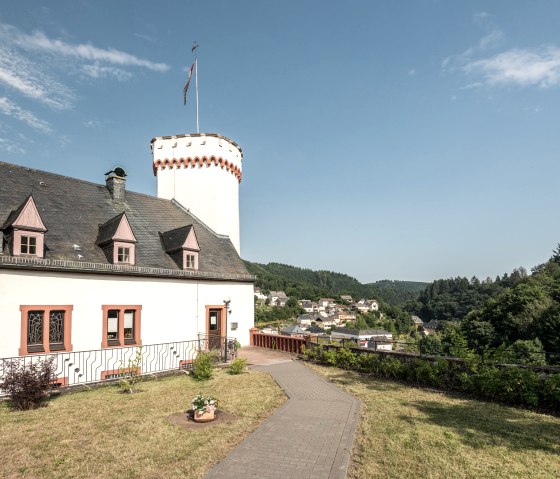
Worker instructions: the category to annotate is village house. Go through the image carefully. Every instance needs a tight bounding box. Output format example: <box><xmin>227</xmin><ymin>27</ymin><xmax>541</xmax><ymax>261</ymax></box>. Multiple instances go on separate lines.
<box><xmin>0</xmin><ymin>132</ymin><xmax>255</xmax><ymax>383</ymax></box>
<box><xmin>254</xmin><ymin>287</ymin><xmax>268</xmax><ymax>302</ymax></box>
<box><xmin>298</xmin><ymin>300</ymin><xmax>314</xmax><ymax>313</ymax></box>
<box><xmin>268</xmin><ymin>291</ymin><xmax>288</xmax><ymax>307</ymax></box>
<box><xmin>340</xmin><ymin>295</ymin><xmax>353</xmax><ymax>303</ymax></box>
<box><xmin>331</xmin><ymin>328</ymin><xmax>393</xmax><ymax>349</ymax></box>
<box><xmin>279</xmin><ymin>325</ymin><xmax>306</xmax><ymax>337</ymax></box>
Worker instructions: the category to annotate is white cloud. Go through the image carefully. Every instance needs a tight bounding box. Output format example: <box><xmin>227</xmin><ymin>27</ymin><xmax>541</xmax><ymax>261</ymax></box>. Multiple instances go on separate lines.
<box><xmin>0</xmin><ymin>137</ymin><xmax>25</xmax><ymax>154</ymax></box>
<box><xmin>0</xmin><ymin>43</ymin><xmax>74</xmax><ymax>109</ymax></box>
<box><xmin>442</xmin><ymin>28</ymin><xmax>505</xmax><ymax>71</ymax></box>
<box><xmin>0</xmin><ymin>22</ymin><xmax>170</xmax><ymax>111</ymax></box>
<box><xmin>0</xmin><ymin>97</ymin><xmax>51</xmax><ymax>132</ymax></box>
<box><xmin>81</xmin><ymin>64</ymin><xmax>132</xmax><ymax>81</ymax></box>
<box><xmin>462</xmin><ymin>47</ymin><xmax>560</xmax><ymax>88</ymax></box>
<box><xmin>6</xmin><ymin>26</ymin><xmax>169</xmax><ymax>72</ymax></box>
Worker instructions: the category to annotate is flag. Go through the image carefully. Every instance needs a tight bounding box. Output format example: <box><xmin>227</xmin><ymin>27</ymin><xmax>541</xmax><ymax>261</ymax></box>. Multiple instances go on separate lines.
<box><xmin>183</xmin><ymin>62</ymin><xmax>195</xmax><ymax>105</ymax></box>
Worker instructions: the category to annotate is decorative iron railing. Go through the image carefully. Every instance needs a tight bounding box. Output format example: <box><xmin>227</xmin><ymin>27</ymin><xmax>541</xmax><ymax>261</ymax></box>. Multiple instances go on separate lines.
<box><xmin>0</xmin><ymin>334</ymin><xmax>237</xmax><ymax>395</ymax></box>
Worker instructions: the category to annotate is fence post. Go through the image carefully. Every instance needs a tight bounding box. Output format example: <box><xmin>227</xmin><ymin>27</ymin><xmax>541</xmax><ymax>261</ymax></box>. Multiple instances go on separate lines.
<box><xmin>249</xmin><ymin>328</ymin><xmax>259</xmax><ymax>346</ymax></box>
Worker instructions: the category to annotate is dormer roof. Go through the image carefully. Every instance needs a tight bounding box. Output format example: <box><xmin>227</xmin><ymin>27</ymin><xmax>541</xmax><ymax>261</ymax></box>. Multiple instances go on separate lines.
<box><xmin>96</xmin><ymin>212</ymin><xmax>137</xmax><ymax>246</ymax></box>
<box><xmin>160</xmin><ymin>225</ymin><xmax>200</xmax><ymax>253</ymax></box>
<box><xmin>1</xmin><ymin>195</ymin><xmax>47</xmax><ymax>232</ymax></box>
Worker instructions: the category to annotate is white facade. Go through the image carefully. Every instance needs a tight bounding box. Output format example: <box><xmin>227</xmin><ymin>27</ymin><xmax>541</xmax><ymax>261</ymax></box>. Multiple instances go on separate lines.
<box><xmin>152</xmin><ymin>133</ymin><xmax>243</xmax><ymax>254</ymax></box>
<box><xmin>0</xmin><ymin>269</ymin><xmax>254</xmax><ymax>358</ymax></box>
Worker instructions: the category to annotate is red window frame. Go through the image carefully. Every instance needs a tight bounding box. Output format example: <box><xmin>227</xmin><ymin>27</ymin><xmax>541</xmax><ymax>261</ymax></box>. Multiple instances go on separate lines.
<box><xmin>19</xmin><ymin>305</ymin><xmax>73</xmax><ymax>355</ymax></box>
<box><xmin>101</xmin><ymin>305</ymin><xmax>142</xmax><ymax>348</ymax></box>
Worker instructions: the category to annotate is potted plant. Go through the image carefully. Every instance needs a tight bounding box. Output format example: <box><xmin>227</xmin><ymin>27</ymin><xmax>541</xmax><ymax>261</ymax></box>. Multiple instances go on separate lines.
<box><xmin>191</xmin><ymin>394</ymin><xmax>219</xmax><ymax>422</ymax></box>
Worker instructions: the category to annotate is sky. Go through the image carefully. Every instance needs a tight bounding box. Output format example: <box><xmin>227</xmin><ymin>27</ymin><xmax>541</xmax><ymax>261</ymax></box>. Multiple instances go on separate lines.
<box><xmin>1</xmin><ymin>1</ymin><xmax>560</xmax><ymax>283</ymax></box>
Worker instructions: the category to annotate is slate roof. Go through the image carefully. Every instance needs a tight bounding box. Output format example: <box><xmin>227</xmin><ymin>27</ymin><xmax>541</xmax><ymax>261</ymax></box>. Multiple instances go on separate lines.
<box><xmin>280</xmin><ymin>325</ymin><xmax>306</xmax><ymax>335</ymax></box>
<box><xmin>0</xmin><ymin>161</ymin><xmax>252</xmax><ymax>281</ymax></box>
<box><xmin>96</xmin><ymin>212</ymin><xmax>131</xmax><ymax>245</ymax></box>
<box><xmin>332</xmin><ymin>328</ymin><xmax>392</xmax><ymax>337</ymax></box>
<box><xmin>2</xmin><ymin>194</ymin><xmax>32</xmax><ymax>230</ymax></box>
<box><xmin>160</xmin><ymin>225</ymin><xmax>197</xmax><ymax>252</ymax></box>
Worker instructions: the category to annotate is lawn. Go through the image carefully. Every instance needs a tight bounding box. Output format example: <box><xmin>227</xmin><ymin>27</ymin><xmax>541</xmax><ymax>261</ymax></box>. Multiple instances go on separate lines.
<box><xmin>310</xmin><ymin>364</ymin><xmax>560</xmax><ymax>479</ymax></box>
<box><xmin>0</xmin><ymin>369</ymin><xmax>286</xmax><ymax>479</ymax></box>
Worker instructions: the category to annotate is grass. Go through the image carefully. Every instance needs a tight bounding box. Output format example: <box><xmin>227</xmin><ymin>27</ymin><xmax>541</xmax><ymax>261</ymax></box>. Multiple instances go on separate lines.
<box><xmin>309</xmin><ymin>364</ymin><xmax>560</xmax><ymax>479</ymax></box>
<box><xmin>0</xmin><ymin>369</ymin><xmax>286</xmax><ymax>479</ymax></box>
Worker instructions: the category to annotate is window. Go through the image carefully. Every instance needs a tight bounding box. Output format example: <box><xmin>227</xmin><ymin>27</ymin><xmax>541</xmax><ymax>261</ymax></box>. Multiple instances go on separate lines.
<box><xmin>102</xmin><ymin>305</ymin><xmax>142</xmax><ymax>348</ymax></box>
<box><xmin>186</xmin><ymin>254</ymin><xmax>195</xmax><ymax>269</ymax></box>
<box><xmin>117</xmin><ymin>246</ymin><xmax>130</xmax><ymax>263</ymax></box>
<box><xmin>182</xmin><ymin>250</ymin><xmax>199</xmax><ymax>270</ymax></box>
<box><xmin>21</xmin><ymin>235</ymin><xmax>37</xmax><ymax>255</ymax></box>
<box><xmin>19</xmin><ymin>305</ymin><xmax>73</xmax><ymax>355</ymax></box>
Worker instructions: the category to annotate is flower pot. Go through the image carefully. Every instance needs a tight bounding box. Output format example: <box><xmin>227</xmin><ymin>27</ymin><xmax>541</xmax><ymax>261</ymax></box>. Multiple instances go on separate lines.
<box><xmin>193</xmin><ymin>409</ymin><xmax>215</xmax><ymax>423</ymax></box>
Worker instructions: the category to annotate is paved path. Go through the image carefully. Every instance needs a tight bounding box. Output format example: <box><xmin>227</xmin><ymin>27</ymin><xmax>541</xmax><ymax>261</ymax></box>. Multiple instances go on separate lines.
<box><xmin>204</xmin><ymin>349</ymin><xmax>360</xmax><ymax>479</ymax></box>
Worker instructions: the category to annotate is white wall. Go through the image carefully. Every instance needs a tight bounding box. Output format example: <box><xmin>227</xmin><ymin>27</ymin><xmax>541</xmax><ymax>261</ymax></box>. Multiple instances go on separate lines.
<box><xmin>152</xmin><ymin>134</ymin><xmax>242</xmax><ymax>254</ymax></box>
<box><xmin>0</xmin><ymin>269</ymin><xmax>254</xmax><ymax>358</ymax></box>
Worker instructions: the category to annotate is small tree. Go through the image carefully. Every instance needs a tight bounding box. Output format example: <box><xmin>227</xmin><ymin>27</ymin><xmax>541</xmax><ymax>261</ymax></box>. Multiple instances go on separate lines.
<box><xmin>1</xmin><ymin>357</ymin><xmax>57</xmax><ymax>410</ymax></box>
<box><xmin>118</xmin><ymin>346</ymin><xmax>144</xmax><ymax>393</ymax></box>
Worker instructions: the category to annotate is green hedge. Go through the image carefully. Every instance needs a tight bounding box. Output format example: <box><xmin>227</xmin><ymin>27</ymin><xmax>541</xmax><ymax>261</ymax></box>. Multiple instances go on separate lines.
<box><xmin>302</xmin><ymin>345</ymin><xmax>560</xmax><ymax>412</ymax></box>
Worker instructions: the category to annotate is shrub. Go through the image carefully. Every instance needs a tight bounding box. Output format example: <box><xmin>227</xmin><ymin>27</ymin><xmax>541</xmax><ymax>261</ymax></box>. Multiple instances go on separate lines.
<box><xmin>229</xmin><ymin>358</ymin><xmax>248</xmax><ymax>375</ymax></box>
<box><xmin>301</xmin><ymin>345</ymin><xmax>318</xmax><ymax>362</ymax></box>
<box><xmin>472</xmin><ymin>366</ymin><xmax>541</xmax><ymax>407</ymax></box>
<box><xmin>192</xmin><ymin>352</ymin><xmax>214</xmax><ymax>381</ymax></box>
<box><xmin>543</xmin><ymin>373</ymin><xmax>560</xmax><ymax>409</ymax></box>
<box><xmin>411</xmin><ymin>359</ymin><xmax>442</xmax><ymax>387</ymax></box>
<box><xmin>355</xmin><ymin>352</ymin><xmax>381</xmax><ymax>373</ymax></box>
<box><xmin>379</xmin><ymin>357</ymin><xmax>404</xmax><ymax>379</ymax></box>
<box><xmin>335</xmin><ymin>348</ymin><xmax>357</xmax><ymax>370</ymax></box>
<box><xmin>318</xmin><ymin>348</ymin><xmax>337</xmax><ymax>366</ymax></box>
<box><xmin>1</xmin><ymin>357</ymin><xmax>57</xmax><ymax>410</ymax></box>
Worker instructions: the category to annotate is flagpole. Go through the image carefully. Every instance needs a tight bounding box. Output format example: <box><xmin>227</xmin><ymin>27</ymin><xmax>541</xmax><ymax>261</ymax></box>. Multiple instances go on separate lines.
<box><xmin>195</xmin><ymin>50</ymin><xmax>199</xmax><ymax>133</ymax></box>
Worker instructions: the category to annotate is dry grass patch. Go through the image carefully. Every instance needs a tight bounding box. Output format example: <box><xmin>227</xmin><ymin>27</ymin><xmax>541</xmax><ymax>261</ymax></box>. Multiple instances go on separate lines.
<box><xmin>309</xmin><ymin>364</ymin><xmax>560</xmax><ymax>479</ymax></box>
<box><xmin>0</xmin><ymin>369</ymin><xmax>286</xmax><ymax>479</ymax></box>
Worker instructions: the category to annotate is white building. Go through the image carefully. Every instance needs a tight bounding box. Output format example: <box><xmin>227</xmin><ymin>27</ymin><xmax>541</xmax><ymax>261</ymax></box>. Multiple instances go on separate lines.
<box><xmin>0</xmin><ymin>131</ymin><xmax>254</xmax><ymax>385</ymax></box>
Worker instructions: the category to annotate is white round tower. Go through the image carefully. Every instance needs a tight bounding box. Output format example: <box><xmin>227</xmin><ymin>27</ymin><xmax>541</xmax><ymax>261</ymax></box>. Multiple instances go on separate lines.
<box><xmin>151</xmin><ymin>133</ymin><xmax>243</xmax><ymax>254</ymax></box>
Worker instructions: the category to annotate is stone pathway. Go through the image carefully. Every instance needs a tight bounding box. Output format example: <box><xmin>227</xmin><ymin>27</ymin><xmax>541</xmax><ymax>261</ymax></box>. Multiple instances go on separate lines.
<box><xmin>204</xmin><ymin>348</ymin><xmax>360</xmax><ymax>479</ymax></box>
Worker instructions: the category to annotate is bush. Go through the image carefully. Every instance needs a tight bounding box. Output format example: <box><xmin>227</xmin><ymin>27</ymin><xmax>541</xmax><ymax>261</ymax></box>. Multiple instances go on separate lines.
<box><xmin>472</xmin><ymin>366</ymin><xmax>541</xmax><ymax>407</ymax></box>
<box><xmin>192</xmin><ymin>352</ymin><xmax>214</xmax><ymax>381</ymax></box>
<box><xmin>318</xmin><ymin>348</ymin><xmax>337</xmax><ymax>366</ymax></box>
<box><xmin>229</xmin><ymin>358</ymin><xmax>248</xmax><ymax>375</ymax></box>
<box><xmin>543</xmin><ymin>373</ymin><xmax>560</xmax><ymax>409</ymax></box>
<box><xmin>1</xmin><ymin>357</ymin><xmax>57</xmax><ymax>410</ymax></box>
<box><xmin>335</xmin><ymin>348</ymin><xmax>357</xmax><ymax>370</ymax></box>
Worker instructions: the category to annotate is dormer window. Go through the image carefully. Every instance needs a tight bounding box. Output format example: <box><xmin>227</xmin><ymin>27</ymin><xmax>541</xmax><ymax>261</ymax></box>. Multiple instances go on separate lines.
<box><xmin>117</xmin><ymin>246</ymin><xmax>131</xmax><ymax>264</ymax></box>
<box><xmin>186</xmin><ymin>253</ymin><xmax>196</xmax><ymax>269</ymax></box>
<box><xmin>1</xmin><ymin>195</ymin><xmax>47</xmax><ymax>258</ymax></box>
<box><xmin>96</xmin><ymin>213</ymin><xmax>137</xmax><ymax>266</ymax></box>
<box><xmin>21</xmin><ymin>235</ymin><xmax>37</xmax><ymax>255</ymax></box>
<box><xmin>160</xmin><ymin>225</ymin><xmax>200</xmax><ymax>271</ymax></box>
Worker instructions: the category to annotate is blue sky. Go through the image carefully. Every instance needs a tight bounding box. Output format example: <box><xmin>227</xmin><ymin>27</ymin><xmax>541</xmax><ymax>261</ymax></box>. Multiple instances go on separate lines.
<box><xmin>1</xmin><ymin>1</ymin><xmax>560</xmax><ymax>283</ymax></box>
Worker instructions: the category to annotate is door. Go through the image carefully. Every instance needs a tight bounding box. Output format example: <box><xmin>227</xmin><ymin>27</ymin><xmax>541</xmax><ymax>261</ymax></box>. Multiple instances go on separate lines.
<box><xmin>207</xmin><ymin>308</ymin><xmax>222</xmax><ymax>351</ymax></box>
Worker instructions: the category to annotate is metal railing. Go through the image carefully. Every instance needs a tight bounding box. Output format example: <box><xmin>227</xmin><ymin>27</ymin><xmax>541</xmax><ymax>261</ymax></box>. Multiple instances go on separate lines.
<box><xmin>0</xmin><ymin>334</ymin><xmax>237</xmax><ymax>395</ymax></box>
<box><xmin>250</xmin><ymin>330</ymin><xmax>307</xmax><ymax>354</ymax></box>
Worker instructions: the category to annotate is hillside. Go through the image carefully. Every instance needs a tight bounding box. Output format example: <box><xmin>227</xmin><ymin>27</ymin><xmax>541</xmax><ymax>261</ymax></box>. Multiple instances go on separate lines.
<box><xmin>243</xmin><ymin>260</ymin><xmax>427</xmax><ymax>305</ymax></box>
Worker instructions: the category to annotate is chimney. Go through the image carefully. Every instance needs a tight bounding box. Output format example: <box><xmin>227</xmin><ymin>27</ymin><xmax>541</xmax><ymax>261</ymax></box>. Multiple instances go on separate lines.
<box><xmin>105</xmin><ymin>167</ymin><xmax>127</xmax><ymax>202</ymax></box>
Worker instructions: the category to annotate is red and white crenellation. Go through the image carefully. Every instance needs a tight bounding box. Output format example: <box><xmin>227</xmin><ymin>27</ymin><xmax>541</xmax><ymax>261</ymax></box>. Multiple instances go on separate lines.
<box><xmin>151</xmin><ymin>133</ymin><xmax>243</xmax><ymax>254</ymax></box>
